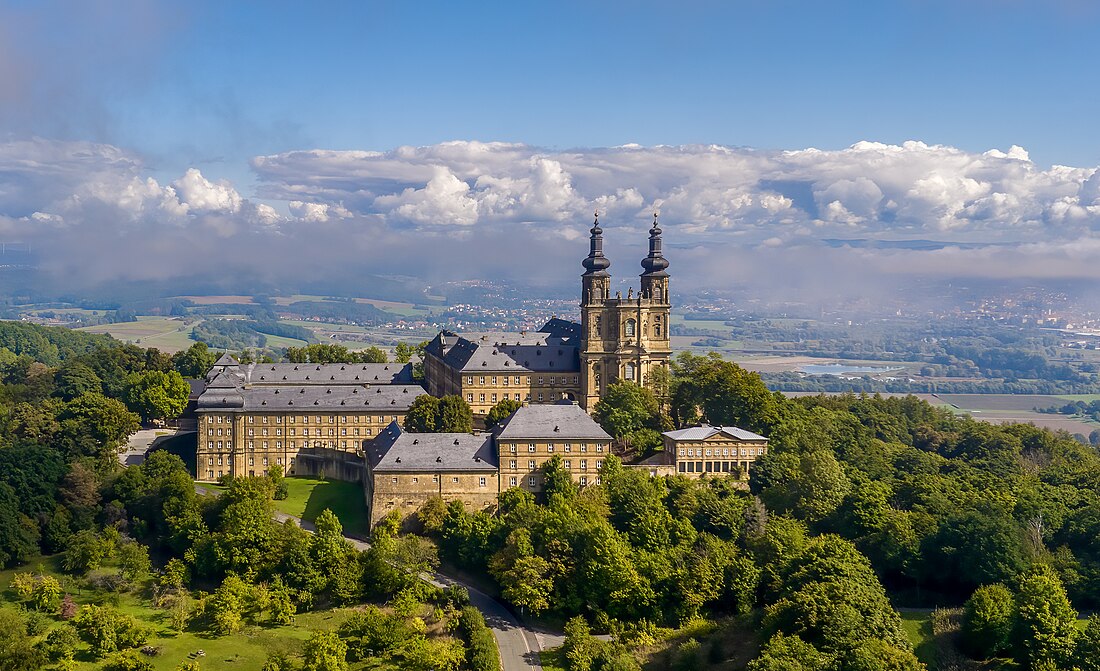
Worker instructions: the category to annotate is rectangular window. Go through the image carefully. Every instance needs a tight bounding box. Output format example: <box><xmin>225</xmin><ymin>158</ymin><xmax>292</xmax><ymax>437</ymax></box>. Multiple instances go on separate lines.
<box><xmin>491</xmin><ymin>393</ymin><xmax>497</xmax><ymax>403</ymax></box>
<box><xmin>580</xmin><ymin>459</ymin><xmax>587</xmax><ymax>469</ymax></box>
<box><xmin>452</xmin><ymin>477</ymin><xmax>459</xmax><ymax>483</ymax></box>
<box><xmin>467</xmin><ymin>376</ymin><xmax>473</xmax><ymax>385</ymax></box>
<box><xmin>262</xmin><ymin>416</ymin><xmax>268</xmax><ymax>424</ymax></box>
<box><xmin>528</xmin><ymin>477</ymin><xmax>536</xmax><ymax>487</ymax></box>
<box><xmin>538</xmin><ymin>376</ymin><xmax>544</xmax><ymax>385</ymax></box>
<box><xmin>480</xmin><ymin>376</ymin><xmax>486</xmax><ymax>385</ymax></box>
<box><xmin>596</xmin><ymin>460</ymin><xmax>603</xmax><ymax>469</ymax></box>
<box><xmin>248</xmin><ymin>416</ymin><xmax>254</xmax><ymax>423</ymax></box>
<box><xmin>479</xmin><ymin>394</ymin><xmax>486</xmax><ymax>403</ymax></box>
<box><xmin>528</xmin><ymin>444</ymin><xmax>536</xmax><ymax>452</ymax></box>
<box><xmin>580</xmin><ymin>476</ymin><xmax>587</xmax><ymax>486</ymax></box>
<box><xmin>510</xmin><ymin>460</ymin><xmax>517</xmax><ymax>469</ymax></box>
<box><xmin>479</xmin><ymin>477</ymin><xmax>486</xmax><ymax>487</ymax></box>
<box><xmin>528</xmin><ymin>460</ymin><xmax>536</xmax><ymax>469</ymax></box>
<box><xmin>538</xmin><ymin>393</ymin><xmax>544</xmax><ymax>402</ymax></box>
<box><xmin>467</xmin><ymin>393</ymin><xmax>474</xmax><ymax>403</ymax></box>
<box><xmin>515</xmin><ymin>376</ymin><xmax>521</xmax><ymax>385</ymax></box>
<box><xmin>515</xmin><ymin>393</ymin><xmax>521</xmax><ymax>401</ymax></box>
<box><xmin>491</xmin><ymin>376</ymin><xmax>497</xmax><ymax>385</ymax></box>
<box><xmin>564</xmin><ymin>460</ymin><xmax>571</xmax><ymax>468</ymax></box>
<box><xmin>413</xmin><ymin>477</ymin><xmax>418</xmax><ymax>484</ymax></box>
<box><xmin>509</xmin><ymin>444</ymin><xmax>517</xmax><ymax>452</ymax></box>
<box><xmin>547</xmin><ymin>444</ymin><xmax>554</xmax><ymax>452</ymax></box>
<box><xmin>392</xmin><ymin>477</ymin><xmax>398</xmax><ymax>484</ymax></box>
<box><xmin>510</xmin><ymin>477</ymin><xmax>518</xmax><ymax>486</ymax></box>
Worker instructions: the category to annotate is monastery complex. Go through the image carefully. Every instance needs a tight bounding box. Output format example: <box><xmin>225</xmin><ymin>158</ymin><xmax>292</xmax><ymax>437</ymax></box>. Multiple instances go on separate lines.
<box><xmin>194</xmin><ymin>216</ymin><xmax>768</xmax><ymax>524</ymax></box>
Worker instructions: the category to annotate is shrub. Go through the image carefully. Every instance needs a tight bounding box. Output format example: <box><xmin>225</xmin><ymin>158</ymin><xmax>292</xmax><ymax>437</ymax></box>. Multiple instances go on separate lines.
<box><xmin>457</xmin><ymin>606</ymin><xmax>500</xmax><ymax>671</ymax></box>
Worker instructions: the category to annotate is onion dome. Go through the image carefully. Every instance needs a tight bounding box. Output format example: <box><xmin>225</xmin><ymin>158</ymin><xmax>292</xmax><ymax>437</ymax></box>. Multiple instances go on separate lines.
<box><xmin>582</xmin><ymin>212</ymin><xmax>611</xmax><ymax>275</ymax></box>
<box><xmin>640</xmin><ymin>213</ymin><xmax>669</xmax><ymax>275</ymax></box>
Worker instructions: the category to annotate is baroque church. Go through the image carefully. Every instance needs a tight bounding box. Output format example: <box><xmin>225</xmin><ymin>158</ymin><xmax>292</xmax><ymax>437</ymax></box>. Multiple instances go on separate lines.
<box><xmin>423</xmin><ymin>214</ymin><xmax>672</xmax><ymax>415</ymax></box>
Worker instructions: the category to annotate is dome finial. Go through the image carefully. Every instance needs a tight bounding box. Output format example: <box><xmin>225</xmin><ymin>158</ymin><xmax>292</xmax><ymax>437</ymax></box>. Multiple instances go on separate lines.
<box><xmin>583</xmin><ymin>208</ymin><xmax>611</xmax><ymax>275</ymax></box>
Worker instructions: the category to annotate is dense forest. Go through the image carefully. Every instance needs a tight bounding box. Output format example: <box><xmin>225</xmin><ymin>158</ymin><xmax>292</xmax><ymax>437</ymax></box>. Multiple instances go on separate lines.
<box><xmin>428</xmin><ymin>354</ymin><xmax>1100</xmax><ymax>671</ymax></box>
<box><xmin>3</xmin><ymin>321</ymin><xmax>1100</xmax><ymax>670</ymax></box>
<box><xmin>0</xmin><ymin>323</ymin><xmax>493</xmax><ymax>671</ymax></box>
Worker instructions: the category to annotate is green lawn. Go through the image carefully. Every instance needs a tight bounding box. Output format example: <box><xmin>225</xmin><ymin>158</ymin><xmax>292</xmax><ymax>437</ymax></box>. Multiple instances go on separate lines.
<box><xmin>899</xmin><ymin>610</ymin><xmax>936</xmax><ymax>664</ymax></box>
<box><xmin>277</xmin><ymin>476</ymin><xmax>370</xmax><ymax>539</ymax></box>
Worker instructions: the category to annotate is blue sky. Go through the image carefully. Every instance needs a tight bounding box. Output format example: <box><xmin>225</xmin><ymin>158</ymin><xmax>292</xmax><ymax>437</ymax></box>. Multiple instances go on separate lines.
<box><xmin>3</xmin><ymin>0</ymin><xmax>1100</xmax><ymax>291</ymax></box>
<box><xmin>8</xmin><ymin>1</ymin><xmax>1100</xmax><ymax>175</ymax></box>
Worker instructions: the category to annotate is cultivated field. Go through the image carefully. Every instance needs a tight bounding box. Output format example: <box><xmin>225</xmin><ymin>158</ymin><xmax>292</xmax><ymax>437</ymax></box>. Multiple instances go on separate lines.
<box><xmin>79</xmin><ymin>317</ymin><xmax>198</xmax><ymax>353</ymax></box>
<box><xmin>783</xmin><ymin>391</ymin><xmax>1100</xmax><ymax>436</ymax></box>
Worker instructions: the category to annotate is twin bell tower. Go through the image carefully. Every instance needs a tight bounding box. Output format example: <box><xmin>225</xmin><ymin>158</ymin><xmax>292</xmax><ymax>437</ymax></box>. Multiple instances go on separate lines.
<box><xmin>579</xmin><ymin>214</ymin><xmax>672</xmax><ymax>409</ymax></box>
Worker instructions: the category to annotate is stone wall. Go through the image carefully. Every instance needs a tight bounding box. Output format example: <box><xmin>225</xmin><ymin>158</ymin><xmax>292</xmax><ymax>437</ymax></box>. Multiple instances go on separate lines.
<box><xmin>293</xmin><ymin>447</ymin><xmax>365</xmax><ymax>482</ymax></box>
<box><xmin>368</xmin><ymin>469</ymin><xmax>500</xmax><ymax>525</ymax></box>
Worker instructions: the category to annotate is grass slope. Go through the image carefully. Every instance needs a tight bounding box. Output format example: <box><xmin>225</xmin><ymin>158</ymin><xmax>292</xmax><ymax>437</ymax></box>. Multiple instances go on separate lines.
<box><xmin>276</xmin><ymin>476</ymin><xmax>371</xmax><ymax>539</ymax></box>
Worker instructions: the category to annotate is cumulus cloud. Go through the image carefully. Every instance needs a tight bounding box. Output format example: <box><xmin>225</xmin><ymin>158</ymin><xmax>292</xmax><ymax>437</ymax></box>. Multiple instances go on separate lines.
<box><xmin>252</xmin><ymin>140</ymin><xmax>1100</xmax><ymax>248</ymax></box>
<box><xmin>5</xmin><ymin>137</ymin><xmax>1100</xmax><ymax>297</ymax></box>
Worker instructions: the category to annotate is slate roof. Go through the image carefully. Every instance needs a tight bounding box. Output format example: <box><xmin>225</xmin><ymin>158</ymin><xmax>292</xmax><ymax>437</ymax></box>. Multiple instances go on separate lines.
<box><xmin>539</xmin><ymin>317</ymin><xmax>582</xmax><ymax>341</ymax></box>
<box><xmin>662</xmin><ymin>425</ymin><xmax>768</xmax><ymax>442</ymax></box>
<box><xmin>197</xmin><ymin>355</ymin><xmax>421</xmax><ymax>413</ymax></box>
<box><xmin>238</xmin><ymin>362</ymin><xmax>413</xmax><ymax>385</ymax></box>
<box><xmin>214</xmin><ymin>352</ymin><xmax>239</xmax><ymax>367</ymax></box>
<box><xmin>426</xmin><ymin>330</ymin><xmax>580</xmax><ymax>373</ymax></box>
<box><xmin>496</xmin><ymin>403</ymin><xmax>611</xmax><ymax>441</ymax></box>
<box><xmin>367</xmin><ymin>422</ymin><xmax>498</xmax><ymax>472</ymax></box>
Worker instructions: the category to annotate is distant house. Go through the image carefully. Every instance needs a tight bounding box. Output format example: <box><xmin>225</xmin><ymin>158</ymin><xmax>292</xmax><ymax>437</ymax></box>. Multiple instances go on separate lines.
<box><xmin>662</xmin><ymin>425</ymin><xmax>768</xmax><ymax>478</ymax></box>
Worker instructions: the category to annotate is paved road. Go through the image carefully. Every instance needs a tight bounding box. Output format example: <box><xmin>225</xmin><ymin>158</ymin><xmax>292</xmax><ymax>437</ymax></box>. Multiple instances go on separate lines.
<box><xmin>118</xmin><ymin>428</ymin><xmax>179</xmax><ymax>466</ymax></box>
<box><xmin>210</xmin><ymin>489</ymin><xmax>546</xmax><ymax>670</ymax></box>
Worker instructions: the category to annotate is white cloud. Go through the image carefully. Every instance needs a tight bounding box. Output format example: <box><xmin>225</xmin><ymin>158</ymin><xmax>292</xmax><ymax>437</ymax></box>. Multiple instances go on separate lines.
<box><xmin>173</xmin><ymin>168</ymin><xmax>242</xmax><ymax>214</ymax></box>
<box><xmin>6</xmin><ymin>137</ymin><xmax>1100</xmax><ymax>290</ymax></box>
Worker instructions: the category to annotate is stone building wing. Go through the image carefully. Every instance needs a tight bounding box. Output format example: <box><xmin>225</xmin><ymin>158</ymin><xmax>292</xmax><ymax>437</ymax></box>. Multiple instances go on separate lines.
<box><xmin>367</xmin><ymin>422</ymin><xmax>498</xmax><ymax>472</ymax></box>
<box><xmin>496</xmin><ymin>403</ymin><xmax>611</xmax><ymax>441</ymax></box>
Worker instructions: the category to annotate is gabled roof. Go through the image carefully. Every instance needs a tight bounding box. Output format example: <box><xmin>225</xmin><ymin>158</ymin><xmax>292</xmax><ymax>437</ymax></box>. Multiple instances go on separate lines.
<box><xmin>496</xmin><ymin>403</ymin><xmax>611</xmax><ymax>441</ymax></box>
<box><xmin>367</xmin><ymin>422</ymin><xmax>498</xmax><ymax>472</ymax></box>
<box><xmin>662</xmin><ymin>425</ymin><xmax>768</xmax><ymax>442</ymax></box>
<box><xmin>214</xmin><ymin>353</ymin><xmax>239</xmax><ymax>367</ymax></box>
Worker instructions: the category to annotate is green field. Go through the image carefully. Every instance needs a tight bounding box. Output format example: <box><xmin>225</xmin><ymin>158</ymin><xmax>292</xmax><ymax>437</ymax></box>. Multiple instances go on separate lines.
<box><xmin>79</xmin><ymin>317</ymin><xmax>198</xmax><ymax>353</ymax></box>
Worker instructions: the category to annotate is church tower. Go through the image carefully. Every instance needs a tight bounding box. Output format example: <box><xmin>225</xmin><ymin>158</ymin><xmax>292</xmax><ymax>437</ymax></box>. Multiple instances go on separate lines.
<box><xmin>579</xmin><ymin>214</ymin><xmax>672</xmax><ymax>411</ymax></box>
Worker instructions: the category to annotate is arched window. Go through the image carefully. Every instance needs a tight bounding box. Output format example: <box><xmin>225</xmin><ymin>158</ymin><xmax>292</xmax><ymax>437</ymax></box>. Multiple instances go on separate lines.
<box><xmin>624</xmin><ymin>363</ymin><xmax>635</xmax><ymax>380</ymax></box>
<box><xmin>654</xmin><ymin>316</ymin><xmax>662</xmax><ymax>338</ymax></box>
<box><xmin>625</xmin><ymin>319</ymin><xmax>636</xmax><ymax>337</ymax></box>
<box><xmin>655</xmin><ymin>287</ymin><xmax>663</xmax><ymax>301</ymax></box>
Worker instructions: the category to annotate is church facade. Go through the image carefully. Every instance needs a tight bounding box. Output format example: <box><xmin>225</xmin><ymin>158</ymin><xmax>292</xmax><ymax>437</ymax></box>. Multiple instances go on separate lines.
<box><xmin>423</xmin><ymin>214</ymin><xmax>672</xmax><ymax>414</ymax></box>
